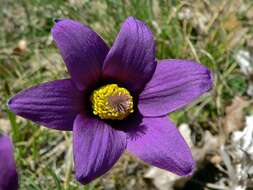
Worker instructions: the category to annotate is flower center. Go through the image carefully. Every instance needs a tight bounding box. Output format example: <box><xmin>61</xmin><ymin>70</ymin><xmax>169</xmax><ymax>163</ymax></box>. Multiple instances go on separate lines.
<box><xmin>90</xmin><ymin>84</ymin><xmax>134</xmax><ymax>120</ymax></box>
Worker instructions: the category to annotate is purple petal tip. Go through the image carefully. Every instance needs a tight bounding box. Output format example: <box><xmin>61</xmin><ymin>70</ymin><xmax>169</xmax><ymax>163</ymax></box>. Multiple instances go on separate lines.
<box><xmin>7</xmin><ymin>97</ymin><xmax>15</xmax><ymax>113</ymax></box>
<box><xmin>177</xmin><ymin>159</ymin><xmax>196</xmax><ymax>176</ymax></box>
<box><xmin>0</xmin><ymin>135</ymin><xmax>19</xmax><ymax>190</ymax></box>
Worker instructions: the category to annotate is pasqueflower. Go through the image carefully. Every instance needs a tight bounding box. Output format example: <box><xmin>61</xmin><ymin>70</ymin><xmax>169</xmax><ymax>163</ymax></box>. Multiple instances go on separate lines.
<box><xmin>0</xmin><ymin>134</ymin><xmax>18</xmax><ymax>190</ymax></box>
<box><xmin>8</xmin><ymin>17</ymin><xmax>212</xmax><ymax>184</ymax></box>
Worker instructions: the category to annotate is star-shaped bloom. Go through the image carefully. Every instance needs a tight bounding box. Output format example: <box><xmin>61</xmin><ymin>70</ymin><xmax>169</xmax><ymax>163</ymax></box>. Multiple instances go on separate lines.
<box><xmin>0</xmin><ymin>134</ymin><xmax>18</xmax><ymax>190</ymax></box>
<box><xmin>8</xmin><ymin>17</ymin><xmax>212</xmax><ymax>184</ymax></box>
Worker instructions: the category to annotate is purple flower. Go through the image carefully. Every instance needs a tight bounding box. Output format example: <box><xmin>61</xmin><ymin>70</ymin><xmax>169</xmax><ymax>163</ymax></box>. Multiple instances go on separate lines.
<box><xmin>8</xmin><ymin>17</ymin><xmax>212</xmax><ymax>184</ymax></box>
<box><xmin>0</xmin><ymin>134</ymin><xmax>18</xmax><ymax>190</ymax></box>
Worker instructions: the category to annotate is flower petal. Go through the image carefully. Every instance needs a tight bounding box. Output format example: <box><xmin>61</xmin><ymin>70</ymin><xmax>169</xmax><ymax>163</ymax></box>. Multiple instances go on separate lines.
<box><xmin>73</xmin><ymin>114</ymin><xmax>126</xmax><ymax>184</ymax></box>
<box><xmin>103</xmin><ymin>17</ymin><xmax>156</xmax><ymax>94</ymax></box>
<box><xmin>138</xmin><ymin>59</ymin><xmax>212</xmax><ymax>116</ymax></box>
<box><xmin>127</xmin><ymin>116</ymin><xmax>195</xmax><ymax>176</ymax></box>
<box><xmin>0</xmin><ymin>135</ymin><xmax>18</xmax><ymax>190</ymax></box>
<box><xmin>8</xmin><ymin>79</ymin><xmax>83</xmax><ymax>131</ymax></box>
<box><xmin>52</xmin><ymin>19</ymin><xmax>109</xmax><ymax>90</ymax></box>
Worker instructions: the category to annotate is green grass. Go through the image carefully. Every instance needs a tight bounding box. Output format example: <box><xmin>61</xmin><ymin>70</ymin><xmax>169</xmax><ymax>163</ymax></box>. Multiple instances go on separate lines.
<box><xmin>1</xmin><ymin>0</ymin><xmax>252</xmax><ymax>189</ymax></box>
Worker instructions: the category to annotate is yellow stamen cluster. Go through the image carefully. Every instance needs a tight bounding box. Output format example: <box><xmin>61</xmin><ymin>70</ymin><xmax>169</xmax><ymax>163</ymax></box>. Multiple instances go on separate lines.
<box><xmin>90</xmin><ymin>84</ymin><xmax>134</xmax><ymax>120</ymax></box>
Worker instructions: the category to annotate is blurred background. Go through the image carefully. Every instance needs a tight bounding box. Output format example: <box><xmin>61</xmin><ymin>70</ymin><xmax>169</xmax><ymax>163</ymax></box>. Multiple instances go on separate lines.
<box><xmin>0</xmin><ymin>0</ymin><xmax>253</xmax><ymax>189</ymax></box>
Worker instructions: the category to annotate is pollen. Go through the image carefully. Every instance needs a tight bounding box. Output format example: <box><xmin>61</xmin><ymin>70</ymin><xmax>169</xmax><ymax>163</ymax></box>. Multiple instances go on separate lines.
<box><xmin>90</xmin><ymin>84</ymin><xmax>134</xmax><ymax>120</ymax></box>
